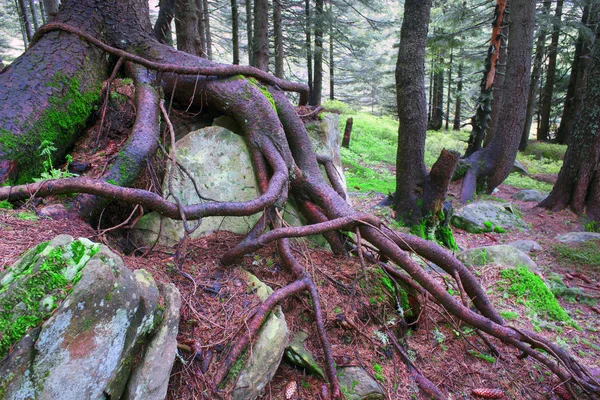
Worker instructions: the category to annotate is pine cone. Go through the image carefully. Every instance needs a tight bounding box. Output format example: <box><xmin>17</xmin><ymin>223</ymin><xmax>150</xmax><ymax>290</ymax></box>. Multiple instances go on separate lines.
<box><xmin>471</xmin><ymin>388</ymin><xmax>505</xmax><ymax>399</ymax></box>
<box><xmin>285</xmin><ymin>380</ymin><xmax>297</xmax><ymax>400</ymax></box>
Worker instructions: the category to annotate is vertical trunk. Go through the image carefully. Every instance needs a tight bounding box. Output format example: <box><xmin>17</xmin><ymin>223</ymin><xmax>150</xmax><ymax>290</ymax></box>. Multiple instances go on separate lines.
<box><xmin>538</xmin><ymin>0</ymin><xmax>564</xmax><ymax>141</ymax></box>
<box><xmin>197</xmin><ymin>0</ymin><xmax>207</xmax><ymax>57</ymax></box>
<box><xmin>428</xmin><ymin>58</ymin><xmax>444</xmax><ymax>130</ymax></box>
<box><xmin>541</xmin><ymin>23</ymin><xmax>600</xmax><ymax>223</ymax></box>
<box><xmin>461</xmin><ymin>0</ymin><xmax>536</xmax><ymax>202</ymax></box>
<box><xmin>273</xmin><ymin>0</ymin><xmax>284</xmax><ymax>78</ymax></box>
<box><xmin>42</xmin><ymin>0</ymin><xmax>59</xmax><ymax>20</ymax></box>
<box><xmin>428</xmin><ymin>54</ymin><xmax>434</xmax><ymax>123</ymax></box>
<box><xmin>556</xmin><ymin>3</ymin><xmax>597</xmax><ymax>145</ymax></box>
<box><xmin>329</xmin><ymin>1</ymin><xmax>334</xmax><ymax>101</ymax></box>
<box><xmin>453</xmin><ymin>62</ymin><xmax>462</xmax><ymax>131</ymax></box>
<box><xmin>305</xmin><ymin>0</ymin><xmax>313</xmax><ymax>102</ymax></box>
<box><xmin>445</xmin><ymin>49</ymin><xmax>453</xmax><ymax>130</ymax></box>
<box><xmin>39</xmin><ymin>0</ymin><xmax>47</xmax><ymax>24</ymax></box>
<box><xmin>18</xmin><ymin>0</ymin><xmax>34</xmax><ymax>43</ymax></box>
<box><xmin>154</xmin><ymin>0</ymin><xmax>176</xmax><ymax>45</ymax></box>
<box><xmin>28</xmin><ymin>0</ymin><xmax>40</xmax><ymax>31</ymax></box>
<box><xmin>310</xmin><ymin>0</ymin><xmax>324</xmax><ymax>106</ymax></box>
<box><xmin>203</xmin><ymin>0</ymin><xmax>213</xmax><ymax>60</ymax></box>
<box><xmin>341</xmin><ymin>118</ymin><xmax>353</xmax><ymax>148</ymax></box>
<box><xmin>231</xmin><ymin>0</ymin><xmax>240</xmax><ymax>64</ymax></box>
<box><xmin>520</xmin><ymin>2</ymin><xmax>551</xmax><ymax>151</ymax></box>
<box><xmin>246</xmin><ymin>0</ymin><xmax>253</xmax><ymax>65</ymax></box>
<box><xmin>485</xmin><ymin>14</ymin><xmax>509</xmax><ymax>145</ymax></box>
<box><xmin>14</xmin><ymin>0</ymin><xmax>29</xmax><ymax>47</ymax></box>
<box><xmin>175</xmin><ymin>0</ymin><xmax>201</xmax><ymax>56</ymax></box>
<box><xmin>252</xmin><ymin>0</ymin><xmax>269</xmax><ymax>71</ymax></box>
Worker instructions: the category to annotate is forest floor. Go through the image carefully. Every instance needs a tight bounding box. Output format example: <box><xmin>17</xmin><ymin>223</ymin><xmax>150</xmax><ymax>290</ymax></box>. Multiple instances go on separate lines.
<box><xmin>1</xmin><ymin>104</ymin><xmax>599</xmax><ymax>399</ymax></box>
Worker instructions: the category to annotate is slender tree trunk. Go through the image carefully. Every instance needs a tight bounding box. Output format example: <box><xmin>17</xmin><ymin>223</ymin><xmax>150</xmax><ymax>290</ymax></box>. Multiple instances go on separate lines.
<box><xmin>537</xmin><ymin>0</ymin><xmax>564</xmax><ymax>141</ymax></box>
<box><xmin>246</xmin><ymin>0</ymin><xmax>253</xmax><ymax>65</ymax></box>
<box><xmin>305</xmin><ymin>0</ymin><xmax>313</xmax><ymax>102</ymax></box>
<box><xmin>231</xmin><ymin>0</ymin><xmax>240</xmax><ymax>64</ymax></box>
<box><xmin>461</xmin><ymin>0</ymin><xmax>535</xmax><ymax>202</ymax></box>
<box><xmin>39</xmin><ymin>0</ymin><xmax>47</xmax><ymax>24</ymax></box>
<box><xmin>556</xmin><ymin>3</ymin><xmax>597</xmax><ymax>145</ymax></box>
<box><xmin>453</xmin><ymin>62</ymin><xmax>462</xmax><ymax>131</ymax></box>
<box><xmin>341</xmin><ymin>118</ymin><xmax>352</xmax><ymax>148</ymax></box>
<box><xmin>445</xmin><ymin>48</ymin><xmax>452</xmax><ymax>130</ymax></box>
<box><xmin>28</xmin><ymin>0</ymin><xmax>40</xmax><ymax>31</ymax></box>
<box><xmin>541</xmin><ymin>23</ymin><xmax>600</xmax><ymax>223</ymax></box>
<box><xmin>197</xmin><ymin>0</ymin><xmax>207</xmax><ymax>57</ymax></box>
<box><xmin>203</xmin><ymin>0</ymin><xmax>213</xmax><ymax>60</ymax></box>
<box><xmin>42</xmin><ymin>0</ymin><xmax>59</xmax><ymax>20</ymax></box>
<box><xmin>18</xmin><ymin>0</ymin><xmax>34</xmax><ymax>43</ymax></box>
<box><xmin>252</xmin><ymin>0</ymin><xmax>269</xmax><ymax>71</ymax></box>
<box><xmin>520</xmin><ymin>1</ymin><xmax>551</xmax><ymax>151</ymax></box>
<box><xmin>329</xmin><ymin>1</ymin><xmax>334</xmax><ymax>101</ymax></box>
<box><xmin>428</xmin><ymin>56</ymin><xmax>444</xmax><ymax>130</ymax></box>
<box><xmin>485</xmin><ymin>12</ymin><xmax>509</xmax><ymax>145</ymax></box>
<box><xmin>310</xmin><ymin>0</ymin><xmax>324</xmax><ymax>106</ymax></box>
<box><xmin>14</xmin><ymin>0</ymin><xmax>29</xmax><ymax>47</ymax></box>
<box><xmin>273</xmin><ymin>0</ymin><xmax>284</xmax><ymax>78</ymax></box>
<box><xmin>428</xmin><ymin>54</ymin><xmax>434</xmax><ymax>123</ymax></box>
<box><xmin>175</xmin><ymin>0</ymin><xmax>201</xmax><ymax>56</ymax></box>
<box><xmin>154</xmin><ymin>0</ymin><xmax>176</xmax><ymax>45</ymax></box>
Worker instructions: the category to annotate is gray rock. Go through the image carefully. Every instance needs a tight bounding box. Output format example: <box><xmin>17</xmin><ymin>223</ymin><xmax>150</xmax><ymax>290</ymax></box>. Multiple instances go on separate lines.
<box><xmin>284</xmin><ymin>331</ymin><xmax>326</xmax><ymax>379</ymax></box>
<box><xmin>451</xmin><ymin>201</ymin><xmax>530</xmax><ymax>233</ymax></box>
<box><xmin>507</xmin><ymin>240</ymin><xmax>542</xmax><ymax>253</ymax></box>
<box><xmin>232</xmin><ymin>272</ymin><xmax>288</xmax><ymax>400</ymax></box>
<box><xmin>511</xmin><ymin>189</ymin><xmax>546</xmax><ymax>202</ymax></box>
<box><xmin>0</xmin><ymin>235</ymin><xmax>163</xmax><ymax>400</ymax></box>
<box><xmin>556</xmin><ymin>232</ymin><xmax>600</xmax><ymax>244</ymax></box>
<box><xmin>512</xmin><ymin>159</ymin><xmax>529</xmax><ymax>175</ymax></box>
<box><xmin>459</xmin><ymin>245</ymin><xmax>539</xmax><ymax>273</ymax></box>
<box><xmin>124</xmin><ymin>282</ymin><xmax>181</xmax><ymax>400</ymax></box>
<box><xmin>337</xmin><ymin>366</ymin><xmax>385</xmax><ymax>400</ymax></box>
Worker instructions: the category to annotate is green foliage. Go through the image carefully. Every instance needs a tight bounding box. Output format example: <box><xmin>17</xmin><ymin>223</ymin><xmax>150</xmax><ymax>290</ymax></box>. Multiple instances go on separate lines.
<box><xmin>523</xmin><ymin>141</ymin><xmax>567</xmax><ymax>161</ymax></box>
<box><xmin>553</xmin><ymin>241</ymin><xmax>600</xmax><ymax>268</ymax></box>
<box><xmin>499</xmin><ymin>310</ymin><xmax>519</xmax><ymax>320</ymax></box>
<box><xmin>583</xmin><ymin>219</ymin><xmax>600</xmax><ymax>233</ymax></box>
<box><xmin>467</xmin><ymin>349</ymin><xmax>496</xmax><ymax>363</ymax></box>
<box><xmin>0</xmin><ymin>200</ymin><xmax>13</xmax><ymax>209</ymax></box>
<box><xmin>498</xmin><ymin>267</ymin><xmax>575</xmax><ymax>326</ymax></box>
<box><xmin>323</xmin><ymin>99</ymin><xmax>354</xmax><ymax>114</ymax></box>
<box><xmin>17</xmin><ymin>211</ymin><xmax>38</xmax><ymax>221</ymax></box>
<box><xmin>372</xmin><ymin>363</ymin><xmax>385</xmax><ymax>382</ymax></box>
<box><xmin>503</xmin><ymin>173</ymin><xmax>554</xmax><ymax>192</ymax></box>
<box><xmin>33</xmin><ymin>140</ymin><xmax>76</xmax><ymax>182</ymax></box>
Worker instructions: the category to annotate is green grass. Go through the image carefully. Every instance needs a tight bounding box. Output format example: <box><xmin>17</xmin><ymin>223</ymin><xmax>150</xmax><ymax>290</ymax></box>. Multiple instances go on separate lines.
<box><xmin>523</xmin><ymin>141</ymin><xmax>567</xmax><ymax>161</ymax></box>
<box><xmin>503</xmin><ymin>173</ymin><xmax>554</xmax><ymax>192</ymax></box>
<box><xmin>553</xmin><ymin>241</ymin><xmax>600</xmax><ymax>268</ymax></box>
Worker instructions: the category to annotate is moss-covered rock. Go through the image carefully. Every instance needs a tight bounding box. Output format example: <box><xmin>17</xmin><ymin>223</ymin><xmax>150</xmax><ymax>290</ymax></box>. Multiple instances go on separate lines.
<box><xmin>451</xmin><ymin>201</ymin><xmax>530</xmax><ymax>233</ymax></box>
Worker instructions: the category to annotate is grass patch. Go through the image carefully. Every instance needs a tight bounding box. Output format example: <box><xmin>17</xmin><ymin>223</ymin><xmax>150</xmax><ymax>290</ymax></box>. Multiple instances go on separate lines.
<box><xmin>523</xmin><ymin>141</ymin><xmax>566</xmax><ymax>161</ymax></box>
<box><xmin>553</xmin><ymin>241</ymin><xmax>600</xmax><ymax>268</ymax></box>
<box><xmin>503</xmin><ymin>173</ymin><xmax>554</xmax><ymax>192</ymax></box>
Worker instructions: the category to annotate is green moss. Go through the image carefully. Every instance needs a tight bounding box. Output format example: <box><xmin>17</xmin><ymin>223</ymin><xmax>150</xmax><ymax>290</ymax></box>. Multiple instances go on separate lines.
<box><xmin>0</xmin><ymin>200</ymin><xmax>13</xmax><ymax>209</ymax></box>
<box><xmin>498</xmin><ymin>266</ymin><xmax>576</xmax><ymax>327</ymax></box>
<box><xmin>499</xmin><ymin>310</ymin><xmax>519</xmax><ymax>320</ymax></box>
<box><xmin>0</xmin><ymin>74</ymin><xmax>100</xmax><ymax>184</ymax></box>
<box><xmin>467</xmin><ymin>349</ymin><xmax>496</xmax><ymax>363</ymax></box>
<box><xmin>247</xmin><ymin>77</ymin><xmax>276</xmax><ymax>112</ymax></box>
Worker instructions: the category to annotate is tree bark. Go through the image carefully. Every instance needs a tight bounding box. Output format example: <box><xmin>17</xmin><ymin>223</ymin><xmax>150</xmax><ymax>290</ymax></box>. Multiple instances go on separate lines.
<box><xmin>540</xmin><ymin>23</ymin><xmax>600</xmax><ymax>223</ymax></box>
<box><xmin>175</xmin><ymin>0</ymin><xmax>201</xmax><ymax>56</ymax></box>
<box><xmin>246</xmin><ymin>0</ymin><xmax>253</xmax><ymax>65</ymax></box>
<box><xmin>197</xmin><ymin>0</ymin><xmax>207</xmax><ymax>57</ymax></box>
<box><xmin>154</xmin><ymin>0</ymin><xmax>176</xmax><ymax>45</ymax></box>
<box><xmin>310</xmin><ymin>0</ymin><xmax>324</xmax><ymax>106</ymax></box>
<box><xmin>453</xmin><ymin>62</ymin><xmax>462</xmax><ymax>131</ymax></box>
<box><xmin>329</xmin><ymin>1</ymin><xmax>334</xmax><ymax>101</ymax></box>
<box><xmin>461</xmin><ymin>0</ymin><xmax>536</xmax><ymax>202</ymax></box>
<box><xmin>428</xmin><ymin>55</ymin><xmax>444</xmax><ymax>130</ymax></box>
<box><xmin>341</xmin><ymin>117</ymin><xmax>352</xmax><ymax>148</ymax></box>
<box><xmin>28</xmin><ymin>0</ymin><xmax>40</xmax><ymax>31</ymax></box>
<box><xmin>305</xmin><ymin>0</ymin><xmax>313</xmax><ymax>102</ymax></box>
<box><xmin>231</xmin><ymin>0</ymin><xmax>240</xmax><ymax>64</ymax></box>
<box><xmin>537</xmin><ymin>0</ymin><xmax>564</xmax><ymax>141</ymax></box>
<box><xmin>252</xmin><ymin>0</ymin><xmax>269</xmax><ymax>71</ymax></box>
<box><xmin>445</xmin><ymin>49</ymin><xmax>452</xmax><ymax>130</ymax></box>
<box><xmin>485</xmin><ymin>12</ymin><xmax>509</xmax><ymax>145</ymax></box>
<box><xmin>273</xmin><ymin>0</ymin><xmax>284</xmax><ymax>78</ymax></box>
<box><xmin>203</xmin><ymin>0</ymin><xmax>213</xmax><ymax>60</ymax></box>
<box><xmin>42</xmin><ymin>0</ymin><xmax>59</xmax><ymax>20</ymax></box>
<box><xmin>17</xmin><ymin>0</ymin><xmax>34</xmax><ymax>43</ymax></box>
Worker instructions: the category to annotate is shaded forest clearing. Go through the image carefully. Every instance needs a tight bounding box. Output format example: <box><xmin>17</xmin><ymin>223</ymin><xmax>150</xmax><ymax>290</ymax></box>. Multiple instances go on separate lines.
<box><xmin>1</xmin><ymin>95</ymin><xmax>599</xmax><ymax>398</ymax></box>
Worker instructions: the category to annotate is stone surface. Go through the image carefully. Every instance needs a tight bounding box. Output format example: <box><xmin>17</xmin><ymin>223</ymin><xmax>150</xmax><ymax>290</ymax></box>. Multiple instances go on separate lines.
<box><xmin>507</xmin><ymin>239</ymin><xmax>542</xmax><ymax>253</ymax></box>
<box><xmin>336</xmin><ymin>366</ymin><xmax>385</xmax><ymax>400</ymax></box>
<box><xmin>459</xmin><ymin>245</ymin><xmax>539</xmax><ymax>273</ymax></box>
<box><xmin>0</xmin><ymin>235</ymin><xmax>166</xmax><ymax>400</ymax></box>
<box><xmin>512</xmin><ymin>159</ymin><xmax>529</xmax><ymax>175</ymax></box>
<box><xmin>124</xmin><ymin>282</ymin><xmax>182</xmax><ymax>400</ymax></box>
<box><xmin>556</xmin><ymin>232</ymin><xmax>600</xmax><ymax>244</ymax></box>
<box><xmin>451</xmin><ymin>201</ymin><xmax>530</xmax><ymax>233</ymax></box>
<box><xmin>284</xmin><ymin>331</ymin><xmax>326</xmax><ymax>379</ymax></box>
<box><xmin>511</xmin><ymin>189</ymin><xmax>546</xmax><ymax>202</ymax></box>
<box><xmin>133</xmin><ymin>115</ymin><xmax>346</xmax><ymax>247</ymax></box>
<box><xmin>232</xmin><ymin>271</ymin><xmax>288</xmax><ymax>400</ymax></box>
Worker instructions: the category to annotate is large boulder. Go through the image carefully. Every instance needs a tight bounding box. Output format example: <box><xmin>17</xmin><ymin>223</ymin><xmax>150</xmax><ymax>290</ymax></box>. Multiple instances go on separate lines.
<box><xmin>451</xmin><ymin>201</ymin><xmax>530</xmax><ymax>233</ymax></box>
<box><xmin>507</xmin><ymin>239</ymin><xmax>542</xmax><ymax>253</ymax></box>
<box><xmin>511</xmin><ymin>189</ymin><xmax>546</xmax><ymax>202</ymax></box>
<box><xmin>133</xmin><ymin>115</ymin><xmax>346</xmax><ymax>246</ymax></box>
<box><xmin>555</xmin><ymin>232</ymin><xmax>600</xmax><ymax>244</ymax></box>
<box><xmin>459</xmin><ymin>245</ymin><xmax>539</xmax><ymax>273</ymax></box>
<box><xmin>0</xmin><ymin>235</ymin><xmax>179</xmax><ymax>400</ymax></box>
<box><xmin>231</xmin><ymin>271</ymin><xmax>288</xmax><ymax>400</ymax></box>
<box><xmin>336</xmin><ymin>366</ymin><xmax>385</xmax><ymax>400</ymax></box>
<box><xmin>284</xmin><ymin>331</ymin><xmax>326</xmax><ymax>379</ymax></box>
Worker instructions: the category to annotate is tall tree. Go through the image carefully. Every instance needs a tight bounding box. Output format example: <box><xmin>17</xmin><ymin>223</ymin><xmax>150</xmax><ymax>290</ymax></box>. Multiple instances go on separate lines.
<box><xmin>540</xmin><ymin>22</ymin><xmax>600</xmax><ymax>224</ymax></box>
<box><xmin>246</xmin><ymin>0</ymin><xmax>253</xmax><ymax>65</ymax></box>
<box><xmin>42</xmin><ymin>0</ymin><xmax>59</xmax><ymax>20</ymax></box>
<box><xmin>231</xmin><ymin>0</ymin><xmax>240</xmax><ymax>64</ymax></box>
<box><xmin>394</xmin><ymin>0</ymin><xmax>459</xmax><ymax>244</ymax></box>
<box><xmin>174</xmin><ymin>0</ymin><xmax>202</xmax><ymax>56</ymax></box>
<box><xmin>453</xmin><ymin>62</ymin><xmax>463</xmax><ymax>131</ymax></box>
<box><xmin>460</xmin><ymin>0</ymin><xmax>536</xmax><ymax>202</ymax></box>
<box><xmin>305</xmin><ymin>0</ymin><xmax>313</xmax><ymax>102</ymax></box>
<box><xmin>428</xmin><ymin>54</ymin><xmax>444</xmax><ymax>130</ymax></box>
<box><xmin>154</xmin><ymin>0</ymin><xmax>176</xmax><ymax>45</ymax></box>
<box><xmin>202</xmin><ymin>0</ymin><xmax>213</xmax><ymax>60</ymax></box>
<box><xmin>309</xmin><ymin>0</ymin><xmax>324</xmax><ymax>105</ymax></box>
<box><xmin>537</xmin><ymin>0</ymin><xmax>564</xmax><ymax>141</ymax></box>
<box><xmin>17</xmin><ymin>0</ymin><xmax>33</xmax><ymax>43</ymax></box>
<box><xmin>28</xmin><ymin>0</ymin><xmax>39</xmax><ymax>31</ymax></box>
<box><xmin>252</xmin><ymin>0</ymin><xmax>269</xmax><ymax>71</ymax></box>
<box><xmin>273</xmin><ymin>0</ymin><xmax>284</xmax><ymax>78</ymax></box>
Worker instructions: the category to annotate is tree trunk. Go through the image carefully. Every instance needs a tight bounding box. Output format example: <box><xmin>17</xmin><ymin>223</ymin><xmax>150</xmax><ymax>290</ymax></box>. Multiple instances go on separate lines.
<box><xmin>520</xmin><ymin>1</ymin><xmax>551</xmax><ymax>151</ymax></box>
<box><xmin>231</xmin><ymin>0</ymin><xmax>240</xmax><ymax>64</ymax></box>
<box><xmin>175</xmin><ymin>0</ymin><xmax>201</xmax><ymax>56</ymax></box>
<box><xmin>341</xmin><ymin>117</ymin><xmax>352</xmax><ymax>148</ymax></box>
<box><xmin>305</xmin><ymin>0</ymin><xmax>313</xmax><ymax>102</ymax></box>
<box><xmin>329</xmin><ymin>1</ymin><xmax>334</xmax><ymax>101</ymax></box>
<box><xmin>252</xmin><ymin>0</ymin><xmax>269</xmax><ymax>71</ymax></box>
<box><xmin>537</xmin><ymin>0</ymin><xmax>564</xmax><ymax>141</ymax></box>
<box><xmin>485</xmin><ymin>13</ymin><xmax>509</xmax><ymax>145</ymax></box>
<box><xmin>246</xmin><ymin>0</ymin><xmax>253</xmax><ymax>65</ymax></box>
<box><xmin>445</xmin><ymin>48</ymin><xmax>452</xmax><ymax>130</ymax></box>
<box><xmin>28</xmin><ymin>0</ymin><xmax>40</xmax><ymax>31</ymax></box>
<box><xmin>310</xmin><ymin>0</ymin><xmax>324</xmax><ymax>106</ymax></box>
<box><xmin>154</xmin><ymin>0</ymin><xmax>176</xmax><ymax>45</ymax></box>
<box><xmin>541</xmin><ymin>24</ymin><xmax>600</xmax><ymax>223</ymax></box>
<box><xmin>42</xmin><ymin>0</ymin><xmax>59</xmax><ymax>20</ymax></box>
<box><xmin>461</xmin><ymin>0</ymin><xmax>535</xmax><ymax>202</ymax></box>
<box><xmin>428</xmin><ymin>57</ymin><xmax>444</xmax><ymax>130</ymax></box>
<box><xmin>197</xmin><ymin>0</ymin><xmax>207</xmax><ymax>57</ymax></box>
<box><xmin>14</xmin><ymin>0</ymin><xmax>29</xmax><ymax>47</ymax></box>
<box><xmin>555</xmin><ymin>3</ymin><xmax>597</xmax><ymax>145</ymax></box>
<box><xmin>17</xmin><ymin>0</ymin><xmax>34</xmax><ymax>43</ymax></box>
<box><xmin>453</xmin><ymin>62</ymin><xmax>462</xmax><ymax>131</ymax></box>
<box><xmin>273</xmin><ymin>0</ymin><xmax>284</xmax><ymax>78</ymax></box>
<box><xmin>203</xmin><ymin>0</ymin><xmax>213</xmax><ymax>60</ymax></box>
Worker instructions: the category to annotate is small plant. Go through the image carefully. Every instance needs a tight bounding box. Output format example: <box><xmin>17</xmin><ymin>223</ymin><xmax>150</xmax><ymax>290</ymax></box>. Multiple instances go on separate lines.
<box><xmin>373</xmin><ymin>363</ymin><xmax>385</xmax><ymax>382</ymax></box>
<box><xmin>0</xmin><ymin>200</ymin><xmax>13</xmax><ymax>209</ymax></box>
<box><xmin>499</xmin><ymin>310</ymin><xmax>519</xmax><ymax>320</ymax></box>
<box><xmin>467</xmin><ymin>349</ymin><xmax>496</xmax><ymax>363</ymax></box>
<box><xmin>34</xmin><ymin>140</ymin><xmax>77</xmax><ymax>182</ymax></box>
<box><xmin>18</xmin><ymin>211</ymin><xmax>39</xmax><ymax>221</ymax></box>
<box><xmin>433</xmin><ymin>327</ymin><xmax>446</xmax><ymax>344</ymax></box>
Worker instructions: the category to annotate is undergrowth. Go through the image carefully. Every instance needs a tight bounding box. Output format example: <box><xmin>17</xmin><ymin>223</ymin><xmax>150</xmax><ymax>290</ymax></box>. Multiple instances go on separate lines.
<box><xmin>553</xmin><ymin>241</ymin><xmax>600</xmax><ymax>268</ymax></box>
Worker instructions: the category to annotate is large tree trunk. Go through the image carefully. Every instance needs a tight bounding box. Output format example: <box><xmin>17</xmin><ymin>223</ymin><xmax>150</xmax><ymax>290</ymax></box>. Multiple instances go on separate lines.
<box><xmin>485</xmin><ymin>13</ymin><xmax>509</xmax><ymax>145</ymax></box>
<box><xmin>555</xmin><ymin>2</ymin><xmax>598</xmax><ymax>145</ymax></box>
<box><xmin>154</xmin><ymin>0</ymin><xmax>176</xmax><ymax>45</ymax></box>
<box><xmin>540</xmin><ymin>23</ymin><xmax>600</xmax><ymax>223</ymax></box>
<box><xmin>310</xmin><ymin>0</ymin><xmax>324</xmax><ymax>106</ymax></box>
<box><xmin>537</xmin><ymin>0</ymin><xmax>564</xmax><ymax>141</ymax></box>
<box><xmin>252</xmin><ymin>0</ymin><xmax>269</xmax><ymax>71</ymax></box>
<box><xmin>42</xmin><ymin>0</ymin><xmax>60</xmax><ymax>20</ymax></box>
<box><xmin>175</xmin><ymin>0</ymin><xmax>202</xmax><ymax>56</ymax></box>
<box><xmin>428</xmin><ymin>55</ymin><xmax>444</xmax><ymax>130</ymax></box>
<box><xmin>445</xmin><ymin>49</ymin><xmax>452</xmax><ymax>130</ymax></box>
<box><xmin>28</xmin><ymin>0</ymin><xmax>40</xmax><ymax>31</ymax></box>
<box><xmin>453</xmin><ymin>61</ymin><xmax>462</xmax><ymax>131</ymax></box>
<box><xmin>460</xmin><ymin>0</ymin><xmax>535</xmax><ymax>202</ymax></box>
<box><xmin>329</xmin><ymin>1</ymin><xmax>334</xmax><ymax>101</ymax></box>
<box><xmin>202</xmin><ymin>0</ymin><xmax>213</xmax><ymax>60</ymax></box>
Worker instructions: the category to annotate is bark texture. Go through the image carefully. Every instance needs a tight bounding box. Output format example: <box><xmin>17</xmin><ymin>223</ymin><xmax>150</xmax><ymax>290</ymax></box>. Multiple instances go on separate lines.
<box><xmin>274</xmin><ymin>0</ymin><xmax>284</xmax><ymax>78</ymax></box>
<box><xmin>231</xmin><ymin>0</ymin><xmax>240</xmax><ymax>64</ymax></box>
<box><xmin>252</xmin><ymin>0</ymin><xmax>269</xmax><ymax>71</ymax></box>
<box><xmin>310</xmin><ymin>0</ymin><xmax>324</xmax><ymax>106</ymax></box>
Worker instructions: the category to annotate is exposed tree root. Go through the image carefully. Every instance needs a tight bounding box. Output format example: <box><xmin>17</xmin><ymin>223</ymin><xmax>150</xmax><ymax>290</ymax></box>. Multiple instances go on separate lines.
<box><xmin>2</xmin><ymin>19</ymin><xmax>600</xmax><ymax>399</ymax></box>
